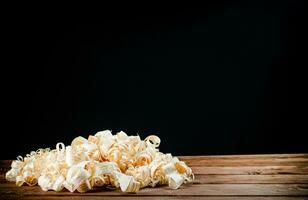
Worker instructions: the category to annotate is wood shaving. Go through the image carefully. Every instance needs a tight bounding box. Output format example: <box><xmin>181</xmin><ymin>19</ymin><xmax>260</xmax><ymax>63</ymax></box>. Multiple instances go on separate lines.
<box><xmin>6</xmin><ymin>130</ymin><xmax>194</xmax><ymax>193</ymax></box>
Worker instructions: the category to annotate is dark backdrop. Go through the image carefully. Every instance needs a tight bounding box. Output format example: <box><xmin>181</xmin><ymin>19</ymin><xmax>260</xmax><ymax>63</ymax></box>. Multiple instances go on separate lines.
<box><xmin>2</xmin><ymin>1</ymin><xmax>307</xmax><ymax>159</ymax></box>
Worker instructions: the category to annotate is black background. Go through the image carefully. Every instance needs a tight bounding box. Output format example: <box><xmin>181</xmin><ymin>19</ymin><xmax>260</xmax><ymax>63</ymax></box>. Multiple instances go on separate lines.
<box><xmin>2</xmin><ymin>1</ymin><xmax>307</xmax><ymax>159</ymax></box>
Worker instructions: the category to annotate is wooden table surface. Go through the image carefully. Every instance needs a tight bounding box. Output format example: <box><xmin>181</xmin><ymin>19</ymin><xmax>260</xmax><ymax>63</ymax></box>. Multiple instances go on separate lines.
<box><xmin>1</xmin><ymin>154</ymin><xmax>308</xmax><ymax>199</ymax></box>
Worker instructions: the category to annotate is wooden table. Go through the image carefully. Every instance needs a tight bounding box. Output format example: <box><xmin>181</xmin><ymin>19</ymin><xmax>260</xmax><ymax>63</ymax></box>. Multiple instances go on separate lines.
<box><xmin>1</xmin><ymin>154</ymin><xmax>308</xmax><ymax>199</ymax></box>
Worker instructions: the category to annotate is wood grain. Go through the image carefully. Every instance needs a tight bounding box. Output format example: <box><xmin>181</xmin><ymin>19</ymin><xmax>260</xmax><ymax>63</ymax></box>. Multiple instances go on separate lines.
<box><xmin>4</xmin><ymin>197</ymin><xmax>308</xmax><ymax>200</ymax></box>
<box><xmin>1</xmin><ymin>154</ymin><xmax>307</xmax><ymax>199</ymax></box>
<box><xmin>191</xmin><ymin>165</ymin><xmax>308</xmax><ymax>175</ymax></box>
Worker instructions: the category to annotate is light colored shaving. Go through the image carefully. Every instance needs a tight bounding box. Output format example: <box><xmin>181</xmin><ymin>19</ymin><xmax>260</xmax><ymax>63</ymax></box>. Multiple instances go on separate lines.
<box><xmin>6</xmin><ymin>130</ymin><xmax>194</xmax><ymax>193</ymax></box>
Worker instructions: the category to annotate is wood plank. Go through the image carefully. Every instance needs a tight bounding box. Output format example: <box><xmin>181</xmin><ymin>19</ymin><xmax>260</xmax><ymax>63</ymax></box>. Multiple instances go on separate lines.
<box><xmin>2</xmin><ymin>154</ymin><xmax>307</xmax><ymax>166</ymax></box>
<box><xmin>5</xmin><ymin>196</ymin><xmax>308</xmax><ymax>200</ymax></box>
<box><xmin>191</xmin><ymin>166</ymin><xmax>308</xmax><ymax>175</ymax></box>
<box><xmin>181</xmin><ymin>158</ymin><xmax>308</xmax><ymax>166</ymax></box>
<box><xmin>2</xmin><ymin>174</ymin><xmax>307</xmax><ymax>185</ymax></box>
<box><xmin>178</xmin><ymin>154</ymin><xmax>308</xmax><ymax>159</ymax></box>
<box><xmin>3</xmin><ymin>164</ymin><xmax>308</xmax><ymax>176</ymax></box>
<box><xmin>1</xmin><ymin>154</ymin><xmax>308</xmax><ymax>199</ymax></box>
<box><xmin>2</xmin><ymin>165</ymin><xmax>308</xmax><ymax>176</ymax></box>
<box><xmin>3</xmin><ymin>153</ymin><xmax>307</xmax><ymax>166</ymax></box>
<box><xmin>1</xmin><ymin>183</ymin><xmax>308</xmax><ymax>196</ymax></box>
<box><xmin>192</xmin><ymin>174</ymin><xmax>308</xmax><ymax>184</ymax></box>
<box><xmin>178</xmin><ymin>154</ymin><xmax>308</xmax><ymax>166</ymax></box>
<box><xmin>2</xmin><ymin>155</ymin><xmax>308</xmax><ymax>168</ymax></box>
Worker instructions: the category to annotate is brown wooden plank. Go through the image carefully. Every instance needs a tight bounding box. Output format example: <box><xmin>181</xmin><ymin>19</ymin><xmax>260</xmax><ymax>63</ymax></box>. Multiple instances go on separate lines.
<box><xmin>5</xmin><ymin>154</ymin><xmax>305</xmax><ymax>166</ymax></box>
<box><xmin>2</xmin><ymin>154</ymin><xmax>308</xmax><ymax>168</ymax></box>
<box><xmin>178</xmin><ymin>154</ymin><xmax>308</xmax><ymax>166</ymax></box>
<box><xmin>178</xmin><ymin>154</ymin><xmax>308</xmax><ymax>159</ymax></box>
<box><xmin>2</xmin><ymin>174</ymin><xmax>307</xmax><ymax>185</ymax></box>
<box><xmin>3</xmin><ymin>165</ymin><xmax>308</xmax><ymax>176</ymax></box>
<box><xmin>1</xmin><ymin>154</ymin><xmax>308</xmax><ymax>199</ymax></box>
<box><xmin>1</xmin><ymin>183</ymin><xmax>308</xmax><ymax>196</ymax></box>
<box><xmin>5</xmin><ymin>196</ymin><xmax>308</xmax><ymax>200</ymax></box>
<box><xmin>180</xmin><ymin>154</ymin><xmax>308</xmax><ymax>168</ymax></box>
<box><xmin>2</xmin><ymin>175</ymin><xmax>308</xmax><ymax>185</ymax></box>
<box><xmin>192</xmin><ymin>174</ymin><xmax>308</xmax><ymax>184</ymax></box>
<box><xmin>191</xmin><ymin>166</ymin><xmax>308</xmax><ymax>175</ymax></box>
<box><xmin>4</xmin><ymin>164</ymin><xmax>308</xmax><ymax>176</ymax></box>
<box><xmin>181</xmin><ymin>158</ymin><xmax>308</xmax><ymax>166</ymax></box>
<box><xmin>2</xmin><ymin>154</ymin><xmax>307</xmax><ymax>166</ymax></box>
<box><xmin>2</xmin><ymin>164</ymin><xmax>308</xmax><ymax>176</ymax></box>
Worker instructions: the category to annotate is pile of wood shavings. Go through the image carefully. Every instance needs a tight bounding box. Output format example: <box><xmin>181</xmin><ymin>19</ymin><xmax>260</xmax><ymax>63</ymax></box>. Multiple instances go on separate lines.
<box><xmin>6</xmin><ymin>130</ymin><xmax>194</xmax><ymax>193</ymax></box>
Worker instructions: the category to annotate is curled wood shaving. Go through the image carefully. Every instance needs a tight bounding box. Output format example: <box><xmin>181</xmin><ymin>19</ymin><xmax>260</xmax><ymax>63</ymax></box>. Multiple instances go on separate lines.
<box><xmin>6</xmin><ymin>130</ymin><xmax>194</xmax><ymax>193</ymax></box>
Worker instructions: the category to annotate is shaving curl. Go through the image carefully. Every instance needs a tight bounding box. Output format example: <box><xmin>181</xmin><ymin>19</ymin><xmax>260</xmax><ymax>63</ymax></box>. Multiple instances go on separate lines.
<box><xmin>6</xmin><ymin>130</ymin><xmax>194</xmax><ymax>193</ymax></box>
